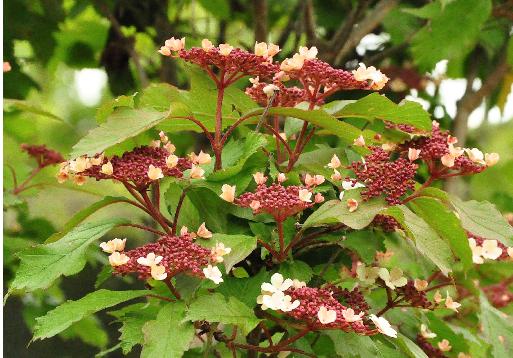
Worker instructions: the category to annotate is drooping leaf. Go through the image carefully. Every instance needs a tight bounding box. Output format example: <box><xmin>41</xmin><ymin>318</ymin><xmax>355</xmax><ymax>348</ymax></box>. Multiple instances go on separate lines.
<box><xmin>8</xmin><ymin>218</ymin><xmax>127</xmax><ymax>296</ymax></box>
<box><xmin>303</xmin><ymin>189</ymin><xmax>386</xmax><ymax>230</ymax></box>
<box><xmin>185</xmin><ymin>293</ymin><xmax>260</xmax><ymax>334</ymax></box>
<box><xmin>334</xmin><ymin>93</ymin><xmax>432</xmax><ymax>131</ymax></box>
<box><xmin>141</xmin><ymin>302</ymin><xmax>195</xmax><ymax>358</ymax></box>
<box><xmin>32</xmin><ymin>289</ymin><xmax>149</xmax><ymax>341</ymax></box>
<box><xmin>450</xmin><ymin>196</ymin><xmax>513</xmax><ymax>246</ymax></box>
<box><xmin>70</xmin><ymin>108</ymin><xmax>168</xmax><ymax>158</ymax></box>
<box><xmin>325</xmin><ymin>331</ymin><xmax>381</xmax><ymax>357</ymax></box>
<box><xmin>385</xmin><ymin>206</ymin><xmax>453</xmax><ymax>275</ymax></box>
<box><xmin>60</xmin><ymin>316</ymin><xmax>109</xmax><ymax>349</ymax></box>
<box><xmin>409</xmin><ymin>197</ymin><xmax>472</xmax><ymax>271</ymax></box>
<box><xmin>395</xmin><ymin>333</ymin><xmax>429</xmax><ymax>358</ymax></box>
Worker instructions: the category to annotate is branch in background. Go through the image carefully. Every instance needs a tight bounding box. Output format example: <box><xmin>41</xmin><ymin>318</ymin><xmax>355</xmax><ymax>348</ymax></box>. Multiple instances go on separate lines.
<box><xmin>97</xmin><ymin>2</ymin><xmax>149</xmax><ymax>88</ymax></box>
<box><xmin>277</xmin><ymin>1</ymin><xmax>303</xmax><ymax>49</ymax></box>
<box><xmin>253</xmin><ymin>0</ymin><xmax>268</xmax><ymax>42</ymax></box>
<box><xmin>328</xmin><ymin>0</ymin><xmax>370</xmax><ymax>50</ymax></box>
<box><xmin>304</xmin><ymin>0</ymin><xmax>317</xmax><ymax>44</ymax></box>
<box><xmin>333</xmin><ymin>0</ymin><xmax>399</xmax><ymax>66</ymax></box>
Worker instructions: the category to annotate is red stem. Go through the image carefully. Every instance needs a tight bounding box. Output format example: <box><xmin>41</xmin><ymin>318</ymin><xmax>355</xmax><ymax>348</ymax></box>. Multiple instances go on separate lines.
<box><xmin>171</xmin><ymin>188</ymin><xmax>188</xmax><ymax>235</ymax></box>
<box><xmin>13</xmin><ymin>167</ymin><xmax>42</xmax><ymax>194</ymax></box>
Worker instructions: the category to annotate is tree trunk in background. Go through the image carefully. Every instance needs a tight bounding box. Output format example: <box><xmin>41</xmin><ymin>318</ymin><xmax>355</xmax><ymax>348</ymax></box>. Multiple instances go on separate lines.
<box><xmin>253</xmin><ymin>0</ymin><xmax>268</xmax><ymax>42</ymax></box>
<box><xmin>154</xmin><ymin>0</ymin><xmax>178</xmax><ymax>85</ymax></box>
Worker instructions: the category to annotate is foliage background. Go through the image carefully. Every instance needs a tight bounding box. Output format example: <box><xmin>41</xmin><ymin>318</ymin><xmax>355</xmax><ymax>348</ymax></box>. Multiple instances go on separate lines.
<box><xmin>3</xmin><ymin>0</ymin><xmax>513</xmax><ymax>357</ymax></box>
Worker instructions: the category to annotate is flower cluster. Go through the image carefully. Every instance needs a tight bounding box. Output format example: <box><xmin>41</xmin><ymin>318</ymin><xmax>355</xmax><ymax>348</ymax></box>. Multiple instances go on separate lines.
<box><xmin>101</xmin><ymin>230</ymin><xmax>227</xmax><ymax>284</ymax></box>
<box><xmin>21</xmin><ymin>144</ymin><xmax>64</xmax><ymax>168</ymax></box>
<box><xmin>256</xmin><ymin>274</ymin><xmax>396</xmax><ymax>337</ymax></box>
<box><xmin>371</xmin><ymin>214</ymin><xmax>401</xmax><ymax>232</ymax></box>
<box><xmin>333</xmin><ymin>287</ymin><xmax>371</xmax><ymax>315</ymax></box>
<box><xmin>401</xmin><ymin>121</ymin><xmax>499</xmax><ymax>176</ymax></box>
<box><xmin>160</xmin><ymin>38</ymin><xmax>280</xmax><ymax>81</ymax></box>
<box><xmin>483</xmin><ymin>281</ymin><xmax>513</xmax><ymax>308</ymax></box>
<box><xmin>395</xmin><ymin>280</ymin><xmax>433</xmax><ymax>309</ymax></box>
<box><xmin>222</xmin><ymin>172</ymin><xmax>323</xmax><ymax>222</ymax></box>
<box><xmin>350</xmin><ymin>146</ymin><xmax>418</xmax><ymax>205</ymax></box>
<box><xmin>245</xmin><ymin>80</ymin><xmax>308</xmax><ymax>107</ymax></box>
<box><xmin>468</xmin><ymin>233</ymin><xmax>512</xmax><ymax>264</ymax></box>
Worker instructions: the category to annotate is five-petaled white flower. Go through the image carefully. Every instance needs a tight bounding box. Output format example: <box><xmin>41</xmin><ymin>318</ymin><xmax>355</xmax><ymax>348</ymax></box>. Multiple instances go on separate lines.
<box><xmin>147</xmin><ymin>165</ymin><xmax>164</xmax><ymax>180</ymax></box>
<box><xmin>196</xmin><ymin>222</ymin><xmax>212</xmax><ymax>239</ymax></box>
<box><xmin>378</xmin><ymin>267</ymin><xmax>407</xmax><ymax>290</ymax></box>
<box><xmin>164</xmin><ymin>37</ymin><xmax>185</xmax><ymax>52</ymax></box>
<box><xmin>341</xmin><ymin>308</ymin><xmax>364</xmax><ymax>323</ymax></box>
<box><xmin>317</xmin><ymin>306</ymin><xmax>337</xmax><ymax>324</ymax></box>
<box><xmin>261</xmin><ymin>273</ymin><xmax>293</xmax><ymax>294</ymax></box>
<box><xmin>298</xmin><ymin>189</ymin><xmax>313</xmax><ymax>203</ymax></box>
<box><xmin>352</xmin><ymin>63</ymin><xmax>389</xmax><ymax>90</ymax></box>
<box><xmin>220</xmin><ymin>184</ymin><xmax>236</xmax><ymax>202</ymax></box>
<box><xmin>219</xmin><ymin>43</ymin><xmax>233</xmax><ymax>56</ymax></box>
<box><xmin>109</xmin><ymin>252</ymin><xmax>130</xmax><ymax>267</ymax></box>
<box><xmin>100</xmin><ymin>238</ymin><xmax>126</xmax><ymax>253</ymax></box>
<box><xmin>298</xmin><ymin>46</ymin><xmax>318</xmax><ymax>60</ymax></box>
<box><xmin>137</xmin><ymin>252</ymin><xmax>163</xmax><ymax>267</ymax></box>
<box><xmin>203</xmin><ymin>264</ymin><xmax>223</xmax><ymax>284</ymax></box>
<box><xmin>481</xmin><ymin>239</ymin><xmax>503</xmax><ymax>260</ymax></box>
<box><xmin>166</xmin><ymin>154</ymin><xmax>179</xmax><ymax>168</ymax></box>
<box><xmin>369</xmin><ymin>314</ymin><xmax>397</xmax><ymax>338</ymax></box>
<box><xmin>150</xmin><ymin>265</ymin><xmax>168</xmax><ymax>280</ymax></box>
<box><xmin>465</xmin><ymin>148</ymin><xmax>485</xmax><ymax>164</ymax></box>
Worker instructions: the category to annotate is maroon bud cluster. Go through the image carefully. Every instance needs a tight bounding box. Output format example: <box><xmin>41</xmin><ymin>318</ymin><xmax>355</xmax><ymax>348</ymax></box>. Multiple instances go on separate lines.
<box><xmin>350</xmin><ymin>147</ymin><xmax>418</xmax><ymax>205</ymax></box>
<box><xmin>234</xmin><ymin>183</ymin><xmax>314</xmax><ymax>222</ymax></box>
<box><xmin>396</xmin><ymin>281</ymin><xmax>433</xmax><ymax>309</ymax></box>
<box><xmin>337</xmin><ymin>287</ymin><xmax>371</xmax><ymax>315</ymax></box>
<box><xmin>371</xmin><ymin>214</ymin><xmax>401</xmax><ymax>232</ymax></box>
<box><xmin>245</xmin><ymin>82</ymin><xmax>309</xmax><ymax>107</ymax></box>
<box><xmin>113</xmin><ymin>234</ymin><xmax>211</xmax><ymax>280</ymax></box>
<box><xmin>21</xmin><ymin>144</ymin><xmax>64</xmax><ymax>168</ymax></box>
<box><xmin>82</xmin><ymin>146</ymin><xmax>191</xmax><ymax>190</ymax></box>
<box><xmin>468</xmin><ymin>232</ymin><xmax>511</xmax><ymax>260</ymax></box>
<box><xmin>178</xmin><ymin>47</ymin><xmax>279</xmax><ymax>80</ymax></box>
<box><xmin>285</xmin><ymin>59</ymin><xmax>370</xmax><ymax>96</ymax></box>
<box><xmin>384</xmin><ymin>121</ymin><xmax>416</xmax><ymax>134</ymax></box>
<box><xmin>416</xmin><ymin>334</ymin><xmax>448</xmax><ymax>358</ymax></box>
<box><xmin>285</xmin><ymin>286</ymin><xmax>375</xmax><ymax>334</ymax></box>
<box><xmin>483</xmin><ymin>282</ymin><xmax>513</xmax><ymax>308</ymax></box>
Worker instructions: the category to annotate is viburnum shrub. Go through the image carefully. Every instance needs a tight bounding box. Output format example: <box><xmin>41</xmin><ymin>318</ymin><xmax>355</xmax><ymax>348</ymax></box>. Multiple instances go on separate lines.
<box><xmin>6</xmin><ymin>38</ymin><xmax>513</xmax><ymax>358</ymax></box>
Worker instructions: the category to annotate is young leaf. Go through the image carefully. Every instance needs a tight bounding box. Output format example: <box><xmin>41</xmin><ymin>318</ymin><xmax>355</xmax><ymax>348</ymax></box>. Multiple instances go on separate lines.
<box><xmin>70</xmin><ymin>108</ymin><xmax>168</xmax><ymax>158</ymax></box>
<box><xmin>303</xmin><ymin>189</ymin><xmax>386</xmax><ymax>230</ymax></box>
<box><xmin>185</xmin><ymin>293</ymin><xmax>260</xmax><ymax>334</ymax></box>
<box><xmin>8</xmin><ymin>218</ymin><xmax>127</xmax><ymax>296</ymax></box>
<box><xmin>279</xmin><ymin>260</ymin><xmax>313</xmax><ymax>283</ymax></box>
<box><xmin>409</xmin><ymin>197</ymin><xmax>472</xmax><ymax>271</ymax></box>
<box><xmin>385</xmin><ymin>206</ymin><xmax>453</xmax><ymax>275</ymax></box>
<box><xmin>334</xmin><ymin>93</ymin><xmax>432</xmax><ymax>131</ymax></box>
<box><xmin>141</xmin><ymin>302</ymin><xmax>195</xmax><ymax>358</ymax></box>
<box><xmin>450</xmin><ymin>196</ymin><xmax>513</xmax><ymax>246</ymax></box>
<box><xmin>32</xmin><ymin>289</ymin><xmax>149</xmax><ymax>341</ymax></box>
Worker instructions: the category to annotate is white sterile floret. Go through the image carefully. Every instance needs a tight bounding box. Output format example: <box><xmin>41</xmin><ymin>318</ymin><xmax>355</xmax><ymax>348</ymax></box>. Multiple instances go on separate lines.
<box><xmin>261</xmin><ymin>273</ymin><xmax>293</xmax><ymax>294</ymax></box>
<box><xmin>211</xmin><ymin>242</ymin><xmax>232</xmax><ymax>263</ymax></box>
<box><xmin>481</xmin><ymin>239</ymin><xmax>503</xmax><ymax>260</ymax></box>
<box><xmin>100</xmin><ymin>238</ymin><xmax>126</xmax><ymax>253</ymax></box>
<box><xmin>203</xmin><ymin>264</ymin><xmax>223</xmax><ymax>284</ymax></box>
<box><xmin>317</xmin><ymin>306</ymin><xmax>337</xmax><ymax>324</ymax></box>
<box><xmin>220</xmin><ymin>184</ymin><xmax>236</xmax><ymax>202</ymax></box>
<box><xmin>369</xmin><ymin>314</ymin><xmax>397</xmax><ymax>338</ymax></box>
<box><xmin>341</xmin><ymin>308</ymin><xmax>364</xmax><ymax>323</ymax></box>
<box><xmin>137</xmin><ymin>252</ymin><xmax>163</xmax><ymax>267</ymax></box>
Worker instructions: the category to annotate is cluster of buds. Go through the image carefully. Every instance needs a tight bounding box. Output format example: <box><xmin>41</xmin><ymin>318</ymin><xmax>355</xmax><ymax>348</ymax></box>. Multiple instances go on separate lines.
<box><xmin>256</xmin><ymin>274</ymin><xmax>396</xmax><ymax>337</ymax></box>
<box><xmin>220</xmin><ymin>172</ymin><xmax>324</xmax><ymax>222</ymax></box>
<box><xmin>416</xmin><ymin>334</ymin><xmax>448</xmax><ymax>358</ymax></box>
<box><xmin>101</xmin><ymin>226</ymin><xmax>228</xmax><ymax>285</ymax></box>
<box><xmin>350</xmin><ymin>146</ymin><xmax>418</xmax><ymax>205</ymax></box>
<box><xmin>21</xmin><ymin>144</ymin><xmax>64</xmax><ymax>168</ymax></box>
<box><xmin>57</xmin><ymin>134</ymin><xmax>210</xmax><ymax>189</ymax></box>
<box><xmin>245</xmin><ymin>79</ymin><xmax>308</xmax><ymax>107</ymax></box>
<box><xmin>332</xmin><ymin>287</ymin><xmax>371</xmax><ymax>315</ymax></box>
<box><xmin>371</xmin><ymin>214</ymin><xmax>401</xmax><ymax>232</ymax></box>
<box><xmin>401</xmin><ymin>121</ymin><xmax>499</xmax><ymax>177</ymax></box>
<box><xmin>395</xmin><ymin>280</ymin><xmax>433</xmax><ymax>309</ymax></box>
<box><xmin>159</xmin><ymin>37</ymin><xmax>280</xmax><ymax>82</ymax></box>
<box><xmin>483</xmin><ymin>281</ymin><xmax>513</xmax><ymax>308</ymax></box>
<box><xmin>468</xmin><ymin>233</ymin><xmax>513</xmax><ymax>264</ymax></box>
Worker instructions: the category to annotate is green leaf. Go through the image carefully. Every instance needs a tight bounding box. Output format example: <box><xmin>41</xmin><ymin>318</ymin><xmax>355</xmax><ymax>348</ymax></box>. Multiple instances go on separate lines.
<box><xmin>217</xmin><ymin>269</ymin><xmax>268</xmax><ymax>307</ymax></box>
<box><xmin>70</xmin><ymin>108</ymin><xmax>168</xmax><ymax>158</ymax></box>
<box><xmin>206</xmin><ymin>233</ymin><xmax>257</xmax><ymax>273</ymax></box>
<box><xmin>409</xmin><ymin>197</ymin><xmax>472</xmax><ymax>271</ymax></box>
<box><xmin>450</xmin><ymin>196</ymin><xmax>513</xmax><ymax>246</ymax></box>
<box><xmin>197</xmin><ymin>0</ymin><xmax>230</xmax><ymax>19</ymax></box>
<box><xmin>96</xmin><ymin>94</ymin><xmax>136</xmax><ymax>123</ymax></box>
<box><xmin>8</xmin><ymin>218</ymin><xmax>127</xmax><ymax>296</ymax></box>
<box><xmin>395</xmin><ymin>333</ymin><xmax>429</xmax><ymax>358</ymax></box>
<box><xmin>409</xmin><ymin>0</ymin><xmax>492</xmax><ymax>71</ymax></box>
<box><xmin>141</xmin><ymin>302</ymin><xmax>195</xmax><ymax>358</ymax></box>
<box><xmin>185</xmin><ymin>293</ymin><xmax>260</xmax><ymax>334</ymax></box>
<box><xmin>60</xmin><ymin>316</ymin><xmax>108</xmax><ymax>349</ymax></box>
<box><xmin>279</xmin><ymin>260</ymin><xmax>313</xmax><ymax>283</ymax></box>
<box><xmin>334</xmin><ymin>93</ymin><xmax>432</xmax><ymax>131</ymax></box>
<box><xmin>32</xmin><ymin>289</ymin><xmax>149</xmax><ymax>341</ymax></box>
<box><xmin>4</xmin><ymin>99</ymin><xmax>66</xmax><ymax>123</ymax></box>
<box><xmin>480</xmin><ymin>294</ymin><xmax>513</xmax><ymax>358</ymax></box>
<box><xmin>303</xmin><ymin>189</ymin><xmax>386</xmax><ymax>230</ymax></box>
<box><xmin>46</xmin><ymin>196</ymin><xmax>130</xmax><ymax>243</ymax></box>
<box><xmin>385</xmin><ymin>206</ymin><xmax>453</xmax><ymax>275</ymax></box>
<box><xmin>325</xmin><ymin>331</ymin><xmax>381</xmax><ymax>357</ymax></box>
<box><xmin>424</xmin><ymin>312</ymin><xmax>468</xmax><ymax>354</ymax></box>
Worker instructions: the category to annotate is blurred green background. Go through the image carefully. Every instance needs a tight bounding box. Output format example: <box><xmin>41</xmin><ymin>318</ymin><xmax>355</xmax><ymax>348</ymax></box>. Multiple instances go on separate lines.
<box><xmin>3</xmin><ymin>0</ymin><xmax>513</xmax><ymax>356</ymax></box>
